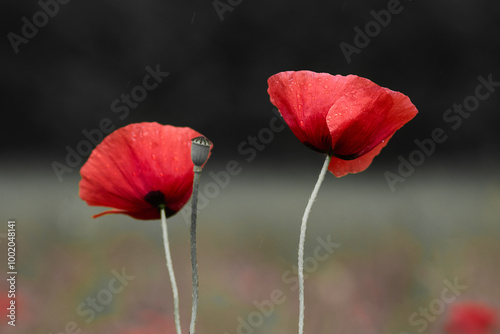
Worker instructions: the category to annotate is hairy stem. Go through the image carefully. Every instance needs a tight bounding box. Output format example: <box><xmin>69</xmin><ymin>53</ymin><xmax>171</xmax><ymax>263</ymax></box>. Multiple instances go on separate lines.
<box><xmin>298</xmin><ymin>155</ymin><xmax>331</xmax><ymax>334</ymax></box>
<box><xmin>161</xmin><ymin>206</ymin><xmax>182</xmax><ymax>334</ymax></box>
<box><xmin>189</xmin><ymin>170</ymin><xmax>202</xmax><ymax>334</ymax></box>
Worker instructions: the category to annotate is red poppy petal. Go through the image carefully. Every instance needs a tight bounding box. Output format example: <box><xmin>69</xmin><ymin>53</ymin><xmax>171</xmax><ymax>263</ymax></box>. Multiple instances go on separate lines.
<box><xmin>91</xmin><ymin>208</ymin><xmax>161</xmax><ymax>220</ymax></box>
<box><xmin>327</xmin><ymin>86</ymin><xmax>417</xmax><ymax>159</ymax></box>
<box><xmin>267</xmin><ymin>71</ymin><xmax>379</xmax><ymax>153</ymax></box>
<box><xmin>80</xmin><ymin>122</ymin><xmax>204</xmax><ymax>220</ymax></box>
<box><xmin>328</xmin><ymin>136</ymin><xmax>392</xmax><ymax>177</ymax></box>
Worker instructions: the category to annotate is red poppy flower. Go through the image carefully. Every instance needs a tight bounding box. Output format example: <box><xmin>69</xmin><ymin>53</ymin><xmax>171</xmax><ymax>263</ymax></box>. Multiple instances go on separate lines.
<box><xmin>267</xmin><ymin>70</ymin><xmax>418</xmax><ymax>177</ymax></box>
<box><xmin>445</xmin><ymin>302</ymin><xmax>498</xmax><ymax>334</ymax></box>
<box><xmin>79</xmin><ymin>122</ymin><xmax>210</xmax><ymax>220</ymax></box>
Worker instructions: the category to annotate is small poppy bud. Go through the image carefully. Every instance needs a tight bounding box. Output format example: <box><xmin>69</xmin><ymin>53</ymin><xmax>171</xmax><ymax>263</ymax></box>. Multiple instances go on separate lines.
<box><xmin>191</xmin><ymin>136</ymin><xmax>212</xmax><ymax>170</ymax></box>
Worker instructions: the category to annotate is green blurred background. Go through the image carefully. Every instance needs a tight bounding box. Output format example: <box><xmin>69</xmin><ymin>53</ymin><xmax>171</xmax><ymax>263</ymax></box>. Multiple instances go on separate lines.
<box><xmin>1</xmin><ymin>160</ymin><xmax>499</xmax><ymax>333</ymax></box>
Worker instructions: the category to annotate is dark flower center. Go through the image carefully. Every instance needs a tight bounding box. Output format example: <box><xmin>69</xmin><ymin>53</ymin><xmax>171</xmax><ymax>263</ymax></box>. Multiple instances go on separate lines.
<box><xmin>144</xmin><ymin>190</ymin><xmax>166</xmax><ymax>208</ymax></box>
<box><xmin>144</xmin><ymin>190</ymin><xmax>177</xmax><ymax>217</ymax></box>
<box><xmin>332</xmin><ymin>152</ymin><xmax>360</xmax><ymax>160</ymax></box>
<box><xmin>303</xmin><ymin>141</ymin><xmax>329</xmax><ymax>154</ymax></box>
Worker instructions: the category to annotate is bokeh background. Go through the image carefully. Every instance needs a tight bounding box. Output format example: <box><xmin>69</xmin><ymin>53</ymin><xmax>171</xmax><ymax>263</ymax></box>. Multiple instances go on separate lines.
<box><xmin>1</xmin><ymin>0</ymin><xmax>499</xmax><ymax>333</ymax></box>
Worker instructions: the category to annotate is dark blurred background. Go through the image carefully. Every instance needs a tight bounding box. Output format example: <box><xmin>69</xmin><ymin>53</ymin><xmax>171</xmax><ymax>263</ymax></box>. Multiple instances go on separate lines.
<box><xmin>1</xmin><ymin>0</ymin><xmax>499</xmax><ymax>166</ymax></box>
<box><xmin>1</xmin><ymin>1</ymin><xmax>500</xmax><ymax>333</ymax></box>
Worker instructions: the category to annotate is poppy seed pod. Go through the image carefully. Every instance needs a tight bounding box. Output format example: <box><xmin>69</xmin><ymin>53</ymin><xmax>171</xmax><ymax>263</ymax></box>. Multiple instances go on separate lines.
<box><xmin>191</xmin><ymin>136</ymin><xmax>212</xmax><ymax>170</ymax></box>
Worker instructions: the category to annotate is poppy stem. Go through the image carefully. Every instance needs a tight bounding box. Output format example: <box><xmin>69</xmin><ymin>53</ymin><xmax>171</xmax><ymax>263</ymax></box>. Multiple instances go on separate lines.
<box><xmin>160</xmin><ymin>206</ymin><xmax>182</xmax><ymax>334</ymax></box>
<box><xmin>189</xmin><ymin>169</ymin><xmax>202</xmax><ymax>334</ymax></box>
<box><xmin>298</xmin><ymin>154</ymin><xmax>331</xmax><ymax>334</ymax></box>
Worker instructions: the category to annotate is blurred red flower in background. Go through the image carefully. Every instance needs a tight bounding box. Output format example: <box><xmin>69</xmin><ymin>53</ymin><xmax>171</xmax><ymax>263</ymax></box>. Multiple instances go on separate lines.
<box><xmin>1</xmin><ymin>294</ymin><xmax>16</xmax><ymax>327</ymax></box>
<box><xmin>0</xmin><ymin>292</ymin><xmax>31</xmax><ymax>328</ymax></box>
<box><xmin>267</xmin><ymin>70</ymin><xmax>418</xmax><ymax>177</ymax></box>
<box><xmin>80</xmin><ymin>122</ymin><xmax>209</xmax><ymax>220</ymax></box>
<box><xmin>445</xmin><ymin>302</ymin><xmax>498</xmax><ymax>334</ymax></box>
